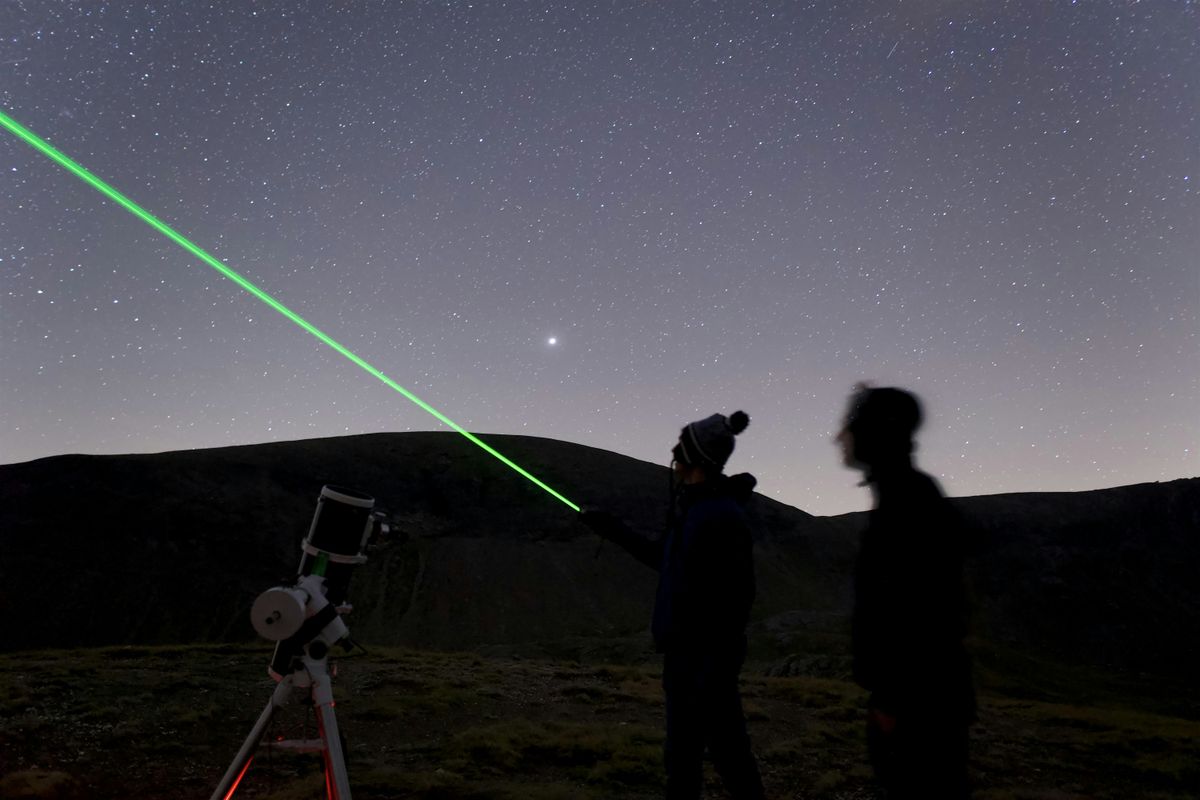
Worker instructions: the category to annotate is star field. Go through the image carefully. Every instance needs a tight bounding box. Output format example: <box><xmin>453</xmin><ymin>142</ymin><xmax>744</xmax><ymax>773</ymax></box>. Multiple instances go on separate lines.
<box><xmin>2</xmin><ymin>1</ymin><xmax>1196</xmax><ymax>515</ymax></box>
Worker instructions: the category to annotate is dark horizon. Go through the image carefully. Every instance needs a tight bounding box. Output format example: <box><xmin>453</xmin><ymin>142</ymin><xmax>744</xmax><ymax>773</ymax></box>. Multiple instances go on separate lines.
<box><xmin>2</xmin><ymin>430</ymin><xmax>1195</xmax><ymax>521</ymax></box>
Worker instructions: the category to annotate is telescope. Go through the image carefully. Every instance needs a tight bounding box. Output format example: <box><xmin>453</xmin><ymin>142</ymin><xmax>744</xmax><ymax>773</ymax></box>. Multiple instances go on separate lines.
<box><xmin>213</xmin><ymin>485</ymin><xmax>385</xmax><ymax>800</ymax></box>
<box><xmin>252</xmin><ymin>485</ymin><xmax>379</xmax><ymax>675</ymax></box>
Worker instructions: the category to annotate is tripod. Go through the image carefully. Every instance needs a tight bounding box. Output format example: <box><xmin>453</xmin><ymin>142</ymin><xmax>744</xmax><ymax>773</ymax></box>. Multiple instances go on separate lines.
<box><xmin>210</xmin><ymin>649</ymin><xmax>351</xmax><ymax>800</ymax></box>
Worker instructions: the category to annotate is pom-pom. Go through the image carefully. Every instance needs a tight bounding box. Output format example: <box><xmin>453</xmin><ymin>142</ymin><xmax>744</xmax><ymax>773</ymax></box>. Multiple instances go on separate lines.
<box><xmin>727</xmin><ymin>410</ymin><xmax>749</xmax><ymax>435</ymax></box>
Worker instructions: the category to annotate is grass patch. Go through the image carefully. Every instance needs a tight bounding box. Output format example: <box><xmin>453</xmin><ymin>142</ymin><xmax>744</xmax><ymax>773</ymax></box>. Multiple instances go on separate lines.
<box><xmin>0</xmin><ymin>682</ymin><xmax>34</xmax><ymax>715</ymax></box>
<box><xmin>447</xmin><ymin>718</ymin><xmax>662</xmax><ymax>787</ymax></box>
<box><xmin>2</xmin><ymin>644</ymin><xmax>1198</xmax><ymax>799</ymax></box>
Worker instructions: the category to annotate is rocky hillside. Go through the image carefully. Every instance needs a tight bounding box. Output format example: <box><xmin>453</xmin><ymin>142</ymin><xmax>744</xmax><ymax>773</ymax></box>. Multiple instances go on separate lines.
<box><xmin>1</xmin><ymin>433</ymin><xmax>1196</xmax><ymax>678</ymax></box>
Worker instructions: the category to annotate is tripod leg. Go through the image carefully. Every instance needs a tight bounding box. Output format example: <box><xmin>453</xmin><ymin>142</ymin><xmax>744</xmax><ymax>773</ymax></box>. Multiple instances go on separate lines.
<box><xmin>210</xmin><ymin>678</ymin><xmax>292</xmax><ymax>800</ymax></box>
<box><xmin>306</xmin><ymin>658</ymin><xmax>352</xmax><ymax>800</ymax></box>
<box><xmin>316</xmin><ymin>700</ymin><xmax>352</xmax><ymax>800</ymax></box>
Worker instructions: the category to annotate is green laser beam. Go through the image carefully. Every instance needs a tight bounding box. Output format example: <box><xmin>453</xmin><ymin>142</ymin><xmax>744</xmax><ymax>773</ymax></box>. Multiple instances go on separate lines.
<box><xmin>1</xmin><ymin>107</ymin><xmax>580</xmax><ymax>513</ymax></box>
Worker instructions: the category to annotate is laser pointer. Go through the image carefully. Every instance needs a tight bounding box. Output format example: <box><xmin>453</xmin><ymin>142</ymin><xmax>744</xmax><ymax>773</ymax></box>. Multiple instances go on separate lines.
<box><xmin>0</xmin><ymin>107</ymin><xmax>580</xmax><ymax>512</ymax></box>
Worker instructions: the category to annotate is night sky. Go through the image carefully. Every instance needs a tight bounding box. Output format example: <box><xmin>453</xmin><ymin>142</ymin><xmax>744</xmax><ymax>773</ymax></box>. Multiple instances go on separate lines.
<box><xmin>2</xmin><ymin>1</ymin><xmax>1196</xmax><ymax>516</ymax></box>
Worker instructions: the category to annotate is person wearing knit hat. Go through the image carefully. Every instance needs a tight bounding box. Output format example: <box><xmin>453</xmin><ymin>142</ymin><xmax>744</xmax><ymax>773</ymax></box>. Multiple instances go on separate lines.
<box><xmin>580</xmin><ymin>410</ymin><xmax>765</xmax><ymax>800</ymax></box>
<box><xmin>837</xmin><ymin>384</ymin><xmax>976</xmax><ymax>799</ymax></box>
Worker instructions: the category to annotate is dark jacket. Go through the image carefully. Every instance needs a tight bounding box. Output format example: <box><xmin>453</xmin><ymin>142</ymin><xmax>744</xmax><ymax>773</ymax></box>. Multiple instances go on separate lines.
<box><xmin>594</xmin><ymin>473</ymin><xmax>758</xmax><ymax>653</ymax></box>
<box><xmin>851</xmin><ymin>463</ymin><xmax>976</xmax><ymax>719</ymax></box>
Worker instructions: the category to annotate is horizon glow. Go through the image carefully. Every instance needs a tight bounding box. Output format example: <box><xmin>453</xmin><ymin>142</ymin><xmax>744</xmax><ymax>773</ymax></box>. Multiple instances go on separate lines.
<box><xmin>0</xmin><ymin>107</ymin><xmax>581</xmax><ymax>513</ymax></box>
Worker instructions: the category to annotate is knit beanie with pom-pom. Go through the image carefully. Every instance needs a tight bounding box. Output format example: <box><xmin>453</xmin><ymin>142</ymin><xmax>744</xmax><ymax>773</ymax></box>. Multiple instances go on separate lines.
<box><xmin>675</xmin><ymin>410</ymin><xmax>749</xmax><ymax>471</ymax></box>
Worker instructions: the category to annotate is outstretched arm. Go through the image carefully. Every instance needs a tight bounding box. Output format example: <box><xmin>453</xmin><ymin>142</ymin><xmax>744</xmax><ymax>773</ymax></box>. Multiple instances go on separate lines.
<box><xmin>578</xmin><ymin>508</ymin><xmax>664</xmax><ymax>571</ymax></box>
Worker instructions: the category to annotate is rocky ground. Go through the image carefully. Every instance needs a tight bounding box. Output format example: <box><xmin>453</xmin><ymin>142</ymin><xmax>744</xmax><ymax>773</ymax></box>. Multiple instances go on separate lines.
<box><xmin>2</xmin><ymin>644</ymin><xmax>1198</xmax><ymax>799</ymax></box>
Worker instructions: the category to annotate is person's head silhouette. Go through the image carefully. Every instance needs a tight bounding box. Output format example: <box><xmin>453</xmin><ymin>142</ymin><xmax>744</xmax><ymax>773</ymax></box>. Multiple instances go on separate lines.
<box><xmin>836</xmin><ymin>384</ymin><xmax>923</xmax><ymax>472</ymax></box>
<box><xmin>671</xmin><ymin>410</ymin><xmax>750</xmax><ymax>483</ymax></box>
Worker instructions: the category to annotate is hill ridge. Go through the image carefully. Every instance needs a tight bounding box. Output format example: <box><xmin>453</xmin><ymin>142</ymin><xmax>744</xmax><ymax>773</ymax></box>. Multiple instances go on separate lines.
<box><xmin>1</xmin><ymin>433</ymin><xmax>1196</xmax><ymax>680</ymax></box>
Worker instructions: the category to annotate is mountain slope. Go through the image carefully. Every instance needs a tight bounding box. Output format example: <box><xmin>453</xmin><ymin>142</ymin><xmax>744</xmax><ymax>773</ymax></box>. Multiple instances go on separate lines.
<box><xmin>1</xmin><ymin>433</ymin><xmax>1196</xmax><ymax>679</ymax></box>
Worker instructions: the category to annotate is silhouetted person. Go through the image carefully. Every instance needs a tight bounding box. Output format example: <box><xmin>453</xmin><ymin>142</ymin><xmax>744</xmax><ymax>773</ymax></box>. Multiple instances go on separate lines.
<box><xmin>581</xmin><ymin>411</ymin><xmax>765</xmax><ymax>800</ymax></box>
<box><xmin>837</xmin><ymin>385</ymin><xmax>976</xmax><ymax>799</ymax></box>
